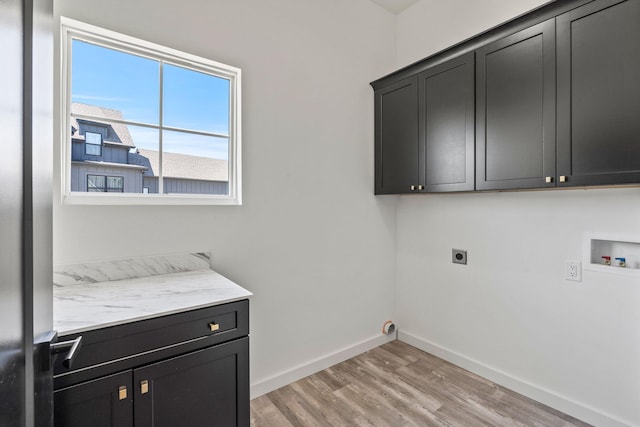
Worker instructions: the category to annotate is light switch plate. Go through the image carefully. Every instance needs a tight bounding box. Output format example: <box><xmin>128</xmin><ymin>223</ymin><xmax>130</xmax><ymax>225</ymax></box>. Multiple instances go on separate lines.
<box><xmin>452</xmin><ymin>249</ymin><xmax>467</xmax><ymax>265</ymax></box>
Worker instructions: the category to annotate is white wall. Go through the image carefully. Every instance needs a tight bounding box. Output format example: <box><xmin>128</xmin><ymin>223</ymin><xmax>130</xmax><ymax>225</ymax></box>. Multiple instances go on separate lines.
<box><xmin>52</xmin><ymin>1</ymin><xmax>640</xmax><ymax>425</ymax></box>
<box><xmin>53</xmin><ymin>0</ymin><xmax>398</xmax><ymax>396</ymax></box>
<box><xmin>396</xmin><ymin>0</ymin><xmax>551</xmax><ymax>67</ymax></box>
<box><xmin>396</xmin><ymin>1</ymin><xmax>640</xmax><ymax>426</ymax></box>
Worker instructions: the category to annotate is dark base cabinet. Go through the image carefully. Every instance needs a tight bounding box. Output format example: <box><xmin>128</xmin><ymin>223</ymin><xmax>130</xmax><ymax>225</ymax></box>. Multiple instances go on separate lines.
<box><xmin>134</xmin><ymin>338</ymin><xmax>249</xmax><ymax>427</ymax></box>
<box><xmin>53</xmin><ymin>300</ymin><xmax>250</xmax><ymax>427</ymax></box>
<box><xmin>54</xmin><ymin>372</ymin><xmax>133</xmax><ymax>427</ymax></box>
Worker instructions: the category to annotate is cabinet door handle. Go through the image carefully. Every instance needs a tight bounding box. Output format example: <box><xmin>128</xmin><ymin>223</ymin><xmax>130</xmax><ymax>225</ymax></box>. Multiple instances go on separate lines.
<box><xmin>410</xmin><ymin>185</ymin><xmax>416</xmax><ymax>191</ymax></box>
<box><xmin>559</xmin><ymin>175</ymin><xmax>567</xmax><ymax>183</ymax></box>
<box><xmin>417</xmin><ymin>185</ymin><xmax>424</xmax><ymax>190</ymax></box>
<box><xmin>118</xmin><ymin>386</ymin><xmax>127</xmax><ymax>400</ymax></box>
<box><xmin>545</xmin><ymin>176</ymin><xmax>553</xmax><ymax>183</ymax></box>
<box><xmin>140</xmin><ymin>380</ymin><xmax>149</xmax><ymax>395</ymax></box>
<box><xmin>208</xmin><ymin>323</ymin><xmax>220</xmax><ymax>332</ymax></box>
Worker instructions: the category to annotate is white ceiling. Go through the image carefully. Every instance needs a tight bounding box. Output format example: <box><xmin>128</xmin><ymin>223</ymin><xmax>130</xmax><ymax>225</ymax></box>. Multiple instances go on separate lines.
<box><xmin>368</xmin><ymin>0</ymin><xmax>420</xmax><ymax>14</ymax></box>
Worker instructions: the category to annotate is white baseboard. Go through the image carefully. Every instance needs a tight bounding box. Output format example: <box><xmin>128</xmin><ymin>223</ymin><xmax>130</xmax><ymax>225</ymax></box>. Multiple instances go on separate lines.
<box><xmin>399</xmin><ymin>331</ymin><xmax>636</xmax><ymax>427</ymax></box>
<box><xmin>250</xmin><ymin>333</ymin><xmax>396</xmax><ymax>399</ymax></box>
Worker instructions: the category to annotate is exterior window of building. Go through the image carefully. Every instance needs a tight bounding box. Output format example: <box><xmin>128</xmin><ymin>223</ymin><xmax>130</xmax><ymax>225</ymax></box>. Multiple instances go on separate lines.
<box><xmin>61</xmin><ymin>18</ymin><xmax>242</xmax><ymax>205</ymax></box>
<box><xmin>87</xmin><ymin>175</ymin><xmax>124</xmax><ymax>192</ymax></box>
<box><xmin>84</xmin><ymin>131</ymin><xmax>102</xmax><ymax>156</ymax></box>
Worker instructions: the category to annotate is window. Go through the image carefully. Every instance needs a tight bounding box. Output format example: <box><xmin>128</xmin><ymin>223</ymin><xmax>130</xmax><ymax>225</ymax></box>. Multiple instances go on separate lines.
<box><xmin>61</xmin><ymin>18</ymin><xmax>242</xmax><ymax>205</ymax></box>
<box><xmin>85</xmin><ymin>131</ymin><xmax>102</xmax><ymax>156</ymax></box>
<box><xmin>87</xmin><ymin>175</ymin><xmax>124</xmax><ymax>192</ymax></box>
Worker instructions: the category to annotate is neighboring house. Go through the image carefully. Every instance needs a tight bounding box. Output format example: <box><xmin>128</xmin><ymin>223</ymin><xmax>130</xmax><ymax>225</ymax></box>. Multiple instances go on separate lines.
<box><xmin>71</xmin><ymin>103</ymin><xmax>144</xmax><ymax>192</ymax></box>
<box><xmin>70</xmin><ymin>102</ymin><xmax>229</xmax><ymax>195</ymax></box>
<box><xmin>129</xmin><ymin>149</ymin><xmax>229</xmax><ymax>195</ymax></box>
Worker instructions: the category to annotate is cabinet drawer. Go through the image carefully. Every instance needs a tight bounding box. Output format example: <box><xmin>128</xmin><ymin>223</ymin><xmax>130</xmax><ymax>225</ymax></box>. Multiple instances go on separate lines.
<box><xmin>54</xmin><ymin>300</ymin><xmax>248</xmax><ymax>387</ymax></box>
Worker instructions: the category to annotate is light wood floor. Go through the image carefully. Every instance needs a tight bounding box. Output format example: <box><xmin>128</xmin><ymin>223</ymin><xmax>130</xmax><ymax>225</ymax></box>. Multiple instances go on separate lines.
<box><xmin>251</xmin><ymin>340</ymin><xmax>592</xmax><ymax>427</ymax></box>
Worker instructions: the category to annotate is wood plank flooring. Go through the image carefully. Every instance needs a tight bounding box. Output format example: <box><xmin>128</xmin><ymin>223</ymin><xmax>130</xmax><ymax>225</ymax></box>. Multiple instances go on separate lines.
<box><xmin>251</xmin><ymin>340</ymin><xmax>592</xmax><ymax>427</ymax></box>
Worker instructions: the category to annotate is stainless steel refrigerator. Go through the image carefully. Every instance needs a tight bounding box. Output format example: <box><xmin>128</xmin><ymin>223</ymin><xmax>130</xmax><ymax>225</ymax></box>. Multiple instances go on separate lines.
<box><xmin>0</xmin><ymin>0</ymin><xmax>53</xmax><ymax>425</ymax></box>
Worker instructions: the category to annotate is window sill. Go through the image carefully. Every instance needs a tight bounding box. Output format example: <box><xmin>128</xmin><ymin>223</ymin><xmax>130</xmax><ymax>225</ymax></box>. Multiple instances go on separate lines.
<box><xmin>63</xmin><ymin>193</ymin><xmax>241</xmax><ymax>206</ymax></box>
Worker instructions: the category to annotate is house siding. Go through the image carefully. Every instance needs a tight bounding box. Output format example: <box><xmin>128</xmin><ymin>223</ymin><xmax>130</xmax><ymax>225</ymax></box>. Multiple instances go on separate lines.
<box><xmin>164</xmin><ymin>178</ymin><xmax>227</xmax><ymax>195</ymax></box>
<box><xmin>71</xmin><ymin>163</ymin><xmax>143</xmax><ymax>193</ymax></box>
<box><xmin>72</xmin><ymin>141</ymin><xmax>129</xmax><ymax>163</ymax></box>
<box><xmin>142</xmin><ymin>176</ymin><xmax>228</xmax><ymax>195</ymax></box>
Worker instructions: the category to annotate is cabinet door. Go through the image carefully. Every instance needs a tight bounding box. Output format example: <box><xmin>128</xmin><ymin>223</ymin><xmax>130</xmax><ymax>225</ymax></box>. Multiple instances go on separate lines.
<box><xmin>418</xmin><ymin>52</ymin><xmax>475</xmax><ymax>192</ymax></box>
<box><xmin>476</xmin><ymin>19</ymin><xmax>556</xmax><ymax>190</ymax></box>
<box><xmin>557</xmin><ymin>0</ymin><xmax>640</xmax><ymax>186</ymax></box>
<box><xmin>53</xmin><ymin>371</ymin><xmax>133</xmax><ymax>427</ymax></box>
<box><xmin>134</xmin><ymin>337</ymin><xmax>249</xmax><ymax>427</ymax></box>
<box><xmin>374</xmin><ymin>76</ymin><xmax>419</xmax><ymax>194</ymax></box>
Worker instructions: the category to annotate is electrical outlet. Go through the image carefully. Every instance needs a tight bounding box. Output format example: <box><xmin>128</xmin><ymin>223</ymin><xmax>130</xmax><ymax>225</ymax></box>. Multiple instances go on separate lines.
<box><xmin>565</xmin><ymin>261</ymin><xmax>582</xmax><ymax>282</ymax></box>
<box><xmin>452</xmin><ymin>249</ymin><xmax>467</xmax><ymax>265</ymax></box>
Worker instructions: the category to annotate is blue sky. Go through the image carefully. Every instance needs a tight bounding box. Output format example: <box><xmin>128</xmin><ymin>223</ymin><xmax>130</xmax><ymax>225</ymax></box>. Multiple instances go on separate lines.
<box><xmin>71</xmin><ymin>40</ymin><xmax>230</xmax><ymax>160</ymax></box>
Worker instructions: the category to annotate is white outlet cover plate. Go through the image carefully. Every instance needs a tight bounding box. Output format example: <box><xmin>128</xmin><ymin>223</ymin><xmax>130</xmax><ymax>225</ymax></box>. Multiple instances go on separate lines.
<box><xmin>565</xmin><ymin>261</ymin><xmax>582</xmax><ymax>282</ymax></box>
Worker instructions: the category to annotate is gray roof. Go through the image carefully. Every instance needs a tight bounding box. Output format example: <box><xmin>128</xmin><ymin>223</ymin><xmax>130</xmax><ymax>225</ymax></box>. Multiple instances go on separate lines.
<box><xmin>130</xmin><ymin>149</ymin><xmax>228</xmax><ymax>182</ymax></box>
<box><xmin>71</xmin><ymin>102</ymin><xmax>135</xmax><ymax>147</ymax></box>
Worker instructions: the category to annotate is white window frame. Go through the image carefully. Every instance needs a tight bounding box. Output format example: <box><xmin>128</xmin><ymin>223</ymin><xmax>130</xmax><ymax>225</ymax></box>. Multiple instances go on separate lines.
<box><xmin>60</xmin><ymin>17</ymin><xmax>242</xmax><ymax>205</ymax></box>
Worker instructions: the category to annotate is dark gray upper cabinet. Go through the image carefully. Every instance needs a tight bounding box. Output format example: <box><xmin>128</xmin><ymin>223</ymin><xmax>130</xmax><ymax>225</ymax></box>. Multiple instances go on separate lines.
<box><xmin>371</xmin><ymin>0</ymin><xmax>640</xmax><ymax>194</ymax></box>
<box><xmin>557</xmin><ymin>0</ymin><xmax>640</xmax><ymax>186</ymax></box>
<box><xmin>419</xmin><ymin>52</ymin><xmax>475</xmax><ymax>192</ymax></box>
<box><xmin>374</xmin><ymin>76</ymin><xmax>419</xmax><ymax>194</ymax></box>
<box><xmin>373</xmin><ymin>54</ymin><xmax>473</xmax><ymax>195</ymax></box>
<box><xmin>476</xmin><ymin>19</ymin><xmax>556</xmax><ymax>191</ymax></box>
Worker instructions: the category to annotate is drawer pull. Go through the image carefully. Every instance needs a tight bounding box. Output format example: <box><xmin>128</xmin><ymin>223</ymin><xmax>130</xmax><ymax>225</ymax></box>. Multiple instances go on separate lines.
<box><xmin>140</xmin><ymin>380</ymin><xmax>149</xmax><ymax>395</ymax></box>
<box><xmin>118</xmin><ymin>386</ymin><xmax>127</xmax><ymax>400</ymax></box>
<box><xmin>208</xmin><ymin>323</ymin><xmax>220</xmax><ymax>332</ymax></box>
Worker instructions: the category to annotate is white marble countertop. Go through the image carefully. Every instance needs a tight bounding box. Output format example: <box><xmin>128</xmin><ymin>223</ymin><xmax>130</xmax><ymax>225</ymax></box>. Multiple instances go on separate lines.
<box><xmin>54</xmin><ymin>269</ymin><xmax>252</xmax><ymax>335</ymax></box>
